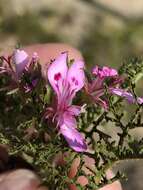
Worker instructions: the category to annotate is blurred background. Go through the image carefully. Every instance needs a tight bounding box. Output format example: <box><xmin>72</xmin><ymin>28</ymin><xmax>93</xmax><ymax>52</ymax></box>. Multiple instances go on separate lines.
<box><xmin>0</xmin><ymin>0</ymin><xmax>143</xmax><ymax>189</ymax></box>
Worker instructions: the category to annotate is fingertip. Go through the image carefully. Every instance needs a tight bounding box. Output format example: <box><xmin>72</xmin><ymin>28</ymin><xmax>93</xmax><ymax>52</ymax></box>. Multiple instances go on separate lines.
<box><xmin>23</xmin><ymin>43</ymin><xmax>83</xmax><ymax>64</ymax></box>
<box><xmin>23</xmin><ymin>43</ymin><xmax>83</xmax><ymax>78</ymax></box>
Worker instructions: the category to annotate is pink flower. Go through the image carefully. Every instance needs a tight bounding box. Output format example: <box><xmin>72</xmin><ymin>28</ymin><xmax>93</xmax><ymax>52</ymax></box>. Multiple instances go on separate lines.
<box><xmin>47</xmin><ymin>52</ymin><xmax>87</xmax><ymax>152</ymax></box>
<box><xmin>92</xmin><ymin>66</ymin><xmax>118</xmax><ymax>78</ymax></box>
<box><xmin>85</xmin><ymin>65</ymin><xmax>143</xmax><ymax>109</ymax></box>
<box><xmin>110</xmin><ymin>88</ymin><xmax>143</xmax><ymax>105</ymax></box>
<box><xmin>0</xmin><ymin>49</ymin><xmax>39</xmax><ymax>93</ymax></box>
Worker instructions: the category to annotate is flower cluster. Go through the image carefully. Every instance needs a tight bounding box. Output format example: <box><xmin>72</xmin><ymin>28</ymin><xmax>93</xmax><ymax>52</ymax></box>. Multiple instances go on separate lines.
<box><xmin>1</xmin><ymin>49</ymin><xmax>143</xmax><ymax>153</ymax></box>
<box><xmin>85</xmin><ymin>65</ymin><xmax>143</xmax><ymax>109</ymax></box>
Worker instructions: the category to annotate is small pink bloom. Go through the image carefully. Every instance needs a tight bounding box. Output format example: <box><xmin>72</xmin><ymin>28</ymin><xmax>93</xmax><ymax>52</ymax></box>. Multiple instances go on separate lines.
<box><xmin>92</xmin><ymin>66</ymin><xmax>118</xmax><ymax>78</ymax></box>
<box><xmin>86</xmin><ymin>65</ymin><xmax>143</xmax><ymax>109</ymax></box>
<box><xmin>85</xmin><ymin>66</ymin><xmax>119</xmax><ymax>109</ymax></box>
<box><xmin>47</xmin><ymin>53</ymin><xmax>87</xmax><ymax>152</ymax></box>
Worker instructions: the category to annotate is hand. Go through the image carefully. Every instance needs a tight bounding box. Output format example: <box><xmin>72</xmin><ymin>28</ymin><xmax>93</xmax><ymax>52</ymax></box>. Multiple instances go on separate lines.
<box><xmin>0</xmin><ymin>43</ymin><xmax>122</xmax><ymax>190</ymax></box>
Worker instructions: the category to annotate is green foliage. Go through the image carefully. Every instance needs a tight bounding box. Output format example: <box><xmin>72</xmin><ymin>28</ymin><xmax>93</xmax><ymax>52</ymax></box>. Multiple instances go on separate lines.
<box><xmin>0</xmin><ymin>57</ymin><xmax>143</xmax><ymax>189</ymax></box>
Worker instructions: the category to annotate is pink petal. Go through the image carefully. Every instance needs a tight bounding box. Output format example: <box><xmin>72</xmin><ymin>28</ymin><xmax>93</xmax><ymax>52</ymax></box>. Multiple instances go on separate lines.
<box><xmin>137</xmin><ymin>97</ymin><xmax>143</xmax><ymax>104</ymax></box>
<box><xmin>47</xmin><ymin>53</ymin><xmax>68</xmax><ymax>95</ymax></box>
<box><xmin>67</xmin><ymin>60</ymin><xmax>85</xmax><ymax>92</ymax></box>
<box><xmin>61</xmin><ymin>111</ymin><xmax>77</xmax><ymax>128</ymax></box>
<box><xmin>110</xmin><ymin>88</ymin><xmax>134</xmax><ymax>103</ymax></box>
<box><xmin>111</xmin><ymin>88</ymin><xmax>143</xmax><ymax>105</ymax></box>
<box><xmin>92</xmin><ymin>66</ymin><xmax>118</xmax><ymax>78</ymax></box>
<box><xmin>67</xmin><ymin>105</ymin><xmax>81</xmax><ymax>116</ymax></box>
<box><xmin>110</xmin><ymin>88</ymin><xmax>125</xmax><ymax>96</ymax></box>
<box><xmin>60</xmin><ymin>124</ymin><xmax>87</xmax><ymax>152</ymax></box>
<box><xmin>102</xmin><ymin>66</ymin><xmax>118</xmax><ymax>77</ymax></box>
<box><xmin>13</xmin><ymin>49</ymin><xmax>29</xmax><ymax>76</ymax></box>
<box><xmin>92</xmin><ymin>66</ymin><xmax>99</xmax><ymax>76</ymax></box>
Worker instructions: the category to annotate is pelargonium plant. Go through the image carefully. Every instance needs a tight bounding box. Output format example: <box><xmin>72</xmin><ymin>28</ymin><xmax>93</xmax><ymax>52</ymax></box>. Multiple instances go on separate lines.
<box><xmin>0</xmin><ymin>48</ymin><xmax>143</xmax><ymax>189</ymax></box>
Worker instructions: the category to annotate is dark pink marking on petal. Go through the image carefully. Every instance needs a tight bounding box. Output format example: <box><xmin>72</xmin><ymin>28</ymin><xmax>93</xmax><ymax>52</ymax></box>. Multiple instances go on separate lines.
<box><xmin>54</xmin><ymin>72</ymin><xmax>61</xmax><ymax>81</ymax></box>
<box><xmin>71</xmin><ymin>77</ymin><xmax>78</xmax><ymax>86</ymax></box>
